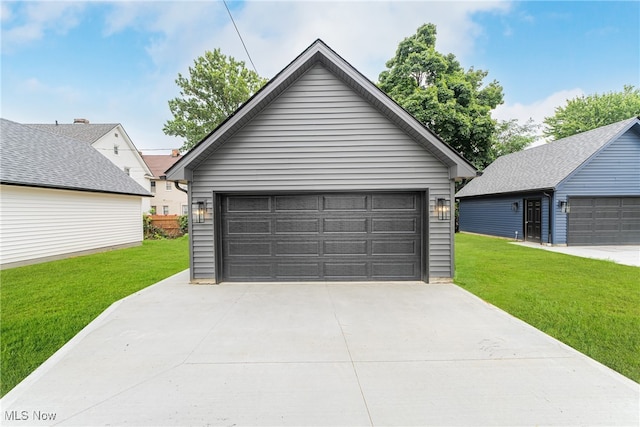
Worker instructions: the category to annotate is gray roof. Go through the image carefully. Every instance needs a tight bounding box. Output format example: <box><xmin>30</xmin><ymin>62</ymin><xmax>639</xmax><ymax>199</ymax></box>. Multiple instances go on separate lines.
<box><xmin>166</xmin><ymin>39</ymin><xmax>477</xmax><ymax>182</ymax></box>
<box><xmin>1</xmin><ymin>118</ymin><xmax>150</xmax><ymax>196</ymax></box>
<box><xmin>26</xmin><ymin>123</ymin><xmax>119</xmax><ymax>144</ymax></box>
<box><xmin>456</xmin><ymin>117</ymin><xmax>640</xmax><ymax>198</ymax></box>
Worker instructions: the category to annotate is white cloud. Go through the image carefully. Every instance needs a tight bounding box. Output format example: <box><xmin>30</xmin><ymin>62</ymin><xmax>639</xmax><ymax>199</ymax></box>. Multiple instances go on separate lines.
<box><xmin>492</xmin><ymin>88</ymin><xmax>584</xmax><ymax>125</ymax></box>
<box><xmin>1</xmin><ymin>2</ymin><xmax>85</xmax><ymax>49</ymax></box>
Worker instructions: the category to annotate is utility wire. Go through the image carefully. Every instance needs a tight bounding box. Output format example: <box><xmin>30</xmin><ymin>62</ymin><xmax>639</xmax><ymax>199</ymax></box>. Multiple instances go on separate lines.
<box><xmin>222</xmin><ymin>0</ymin><xmax>259</xmax><ymax>75</ymax></box>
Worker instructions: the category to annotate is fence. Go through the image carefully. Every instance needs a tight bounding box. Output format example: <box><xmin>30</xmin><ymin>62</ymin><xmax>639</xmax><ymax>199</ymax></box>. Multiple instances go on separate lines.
<box><xmin>148</xmin><ymin>215</ymin><xmax>183</xmax><ymax>237</ymax></box>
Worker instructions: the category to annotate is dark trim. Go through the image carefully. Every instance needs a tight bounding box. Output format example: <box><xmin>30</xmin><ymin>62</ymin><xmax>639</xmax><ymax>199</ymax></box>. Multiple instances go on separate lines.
<box><xmin>213</xmin><ymin>192</ymin><xmax>223</xmax><ymax>284</ymax></box>
<box><xmin>0</xmin><ymin>181</ymin><xmax>151</xmax><ymax>198</ymax></box>
<box><xmin>456</xmin><ymin>188</ymin><xmax>555</xmax><ymax>201</ymax></box>
<box><xmin>422</xmin><ymin>189</ymin><xmax>430</xmax><ymax>283</ymax></box>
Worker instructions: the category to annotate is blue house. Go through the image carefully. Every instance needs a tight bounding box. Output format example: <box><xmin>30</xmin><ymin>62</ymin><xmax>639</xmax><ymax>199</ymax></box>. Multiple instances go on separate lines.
<box><xmin>456</xmin><ymin>117</ymin><xmax>640</xmax><ymax>245</ymax></box>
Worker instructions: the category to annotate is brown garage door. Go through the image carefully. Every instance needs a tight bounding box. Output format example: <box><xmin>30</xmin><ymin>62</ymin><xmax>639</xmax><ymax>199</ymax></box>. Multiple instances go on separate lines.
<box><xmin>567</xmin><ymin>197</ymin><xmax>640</xmax><ymax>245</ymax></box>
<box><xmin>221</xmin><ymin>193</ymin><xmax>423</xmax><ymax>281</ymax></box>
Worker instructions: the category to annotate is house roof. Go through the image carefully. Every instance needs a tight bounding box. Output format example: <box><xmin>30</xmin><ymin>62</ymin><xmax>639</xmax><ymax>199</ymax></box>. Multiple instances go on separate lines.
<box><xmin>166</xmin><ymin>39</ymin><xmax>477</xmax><ymax>181</ymax></box>
<box><xmin>26</xmin><ymin>123</ymin><xmax>119</xmax><ymax>144</ymax></box>
<box><xmin>456</xmin><ymin>117</ymin><xmax>640</xmax><ymax>198</ymax></box>
<box><xmin>0</xmin><ymin>118</ymin><xmax>150</xmax><ymax>197</ymax></box>
<box><xmin>142</xmin><ymin>153</ymin><xmax>182</xmax><ymax>179</ymax></box>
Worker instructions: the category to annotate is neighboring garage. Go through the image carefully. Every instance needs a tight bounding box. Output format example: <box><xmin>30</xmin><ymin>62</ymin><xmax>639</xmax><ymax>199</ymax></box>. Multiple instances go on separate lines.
<box><xmin>166</xmin><ymin>40</ymin><xmax>477</xmax><ymax>283</ymax></box>
<box><xmin>457</xmin><ymin>117</ymin><xmax>640</xmax><ymax>246</ymax></box>
<box><xmin>568</xmin><ymin>197</ymin><xmax>640</xmax><ymax>245</ymax></box>
<box><xmin>222</xmin><ymin>193</ymin><xmax>423</xmax><ymax>281</ymax></box>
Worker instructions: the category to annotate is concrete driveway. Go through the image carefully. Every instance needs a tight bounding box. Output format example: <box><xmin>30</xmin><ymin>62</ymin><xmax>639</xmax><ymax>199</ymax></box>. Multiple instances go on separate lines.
<box><xmin>2</xmin><ymin>270</ymin><xmax>638</xmax><ymax>426</ymax></box>
<box><xmin>513</xmin><ymin>242</ymin><xmax>640</xmax><ymax>267</ymax></box>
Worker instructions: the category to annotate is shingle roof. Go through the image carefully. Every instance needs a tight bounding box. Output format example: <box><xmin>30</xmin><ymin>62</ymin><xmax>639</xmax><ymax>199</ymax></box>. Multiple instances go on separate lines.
<box><xmin>0</xmin><ymin>118</ymin><xmax>150</xmax><ymax>196</ymax></box>
<box><xmin>26</xmin><ymin>123</ymin><xmax>118</xmax><ymax>144</ymax></box>
<box><xmin>142</xmin><ymin>153</ymin><xmax>183</xmax><ymax>178</ymax></box>
<box><xmin>456</xmin><ymin>117</ymin><xmax>640</xmax><ymax>198</ymax></box>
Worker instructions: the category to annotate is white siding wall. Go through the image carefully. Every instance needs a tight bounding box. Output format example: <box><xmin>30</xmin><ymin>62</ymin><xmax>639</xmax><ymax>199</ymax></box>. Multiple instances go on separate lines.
<box><xmin>150</xmin><ymin>179</ymin><xmax>188</xmax><ymax>215</ymax></box>
<box><xmin>93</xmin><ymin>126</ymin><xmax>151</xmax><ymax>213</ymax></box>
<box><xmin>0</xmin><ymin>185</ymin><xmax>143</xmax><ymax>268</ymax></box>
<box><xmin>190</xmin><ymin>64</ymin><xmax>454</xmax><ymax>280</ymax></box>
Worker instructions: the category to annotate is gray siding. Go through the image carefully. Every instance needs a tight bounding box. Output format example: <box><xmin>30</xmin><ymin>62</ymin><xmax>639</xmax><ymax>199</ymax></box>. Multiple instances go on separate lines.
<box><xmin>190</xmin><ymin>64</ymin><xmax>453</xmax><ymax>280</ymax></box>
<box><xmin>555</xmin><ymin>129</ymin><xmax>640</xmax><ymax>244</ymax></box>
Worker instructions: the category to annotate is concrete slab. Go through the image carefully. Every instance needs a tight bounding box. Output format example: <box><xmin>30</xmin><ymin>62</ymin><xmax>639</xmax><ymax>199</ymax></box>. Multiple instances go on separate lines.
<box><xmin>513</xmin><ymin>242</ymin><xmax>640</xmax><ymax>267</ymax></box>
<box><xmin>2</xmin><ymin>270</ymin><xmax>638</xmax><ymax>426</ymax></box>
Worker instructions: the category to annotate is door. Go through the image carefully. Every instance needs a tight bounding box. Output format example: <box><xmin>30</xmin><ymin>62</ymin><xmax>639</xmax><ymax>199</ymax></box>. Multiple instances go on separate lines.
<box><xmin>567</xmin><ymin>197</ymin><xmax>640</xmax><ymax>245</ymax></box>
<box><xmin>220</xmin><ymin>193</ymin><xmax>423</xmax><ymax>281</ymax></box>
<box><xmin>525</xmin><ymin>199</ymin><xmax>542</xmax><ymax>242</ymax></box>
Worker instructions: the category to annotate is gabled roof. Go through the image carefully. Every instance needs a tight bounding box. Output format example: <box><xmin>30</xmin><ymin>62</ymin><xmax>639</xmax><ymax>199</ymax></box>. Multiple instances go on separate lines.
<box><xmin>26</xmin><ymin>123</ymin><xmax>119</xmax><ymax>144</ymax></box>
<box><xmin>456</xmin><ymin>117</ymin><xmax>640</xmax><ymax>198</ymax></box>
<box><xmin>142</xmin><ymin>153</ymin><xmax>182</xmax><ymax>179</ymax></box>
<box><xmin>0</xmin><ymin>119</ymin><xmax>150</xmax><ymax>197</ymax></box>
<box><xmin>166</xmin><ymin>39</ymin><xmax>476</xmax><ymax>181</ymax></box>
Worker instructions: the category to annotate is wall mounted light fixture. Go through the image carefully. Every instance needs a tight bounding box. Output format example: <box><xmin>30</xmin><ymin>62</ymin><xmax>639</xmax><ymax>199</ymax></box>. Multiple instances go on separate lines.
<box><xmin>436</xmin><ymin>198</ymin><xmax>451</xmax><ymax>220</ymax></box>
<box><xmin>192</xmin><ymin>200</ymin><xmax>205</xmax><ymax>223</ymax></box>
<box><xmin>558</xmin><ymin>200</ymin><xmax>570</xmax><ymax>214</ymax></box>
<box><xmin>511</xmin><ymin>202</ymin><xmax>519</xmax><ymax>212</ymax></box>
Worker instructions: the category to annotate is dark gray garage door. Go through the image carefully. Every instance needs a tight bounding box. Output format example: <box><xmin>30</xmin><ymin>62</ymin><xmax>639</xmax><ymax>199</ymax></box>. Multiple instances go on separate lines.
<box><xmin>221</xmin><ymin>193</ymin><xmax>423</xmax><ymax>281</ymax></box>
<box><xmin>568</xmin><ymin>197</ymin><xmax>640</xmax><ymax>245</ymax></box>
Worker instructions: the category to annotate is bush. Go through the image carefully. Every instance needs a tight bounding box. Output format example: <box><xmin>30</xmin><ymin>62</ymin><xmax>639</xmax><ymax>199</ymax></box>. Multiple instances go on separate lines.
<box><xmin>178</xmin><ymin>214</ymin><xmax>189</xmax><ymax>234</ymax></box>
<box><xmin>143</xmin><ymin>214</ymin><xmax>169</xmax><ymax>240</ymax></box>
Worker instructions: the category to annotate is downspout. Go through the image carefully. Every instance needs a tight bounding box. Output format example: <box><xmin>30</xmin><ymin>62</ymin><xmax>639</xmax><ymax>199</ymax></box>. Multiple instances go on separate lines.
<box><xmin>174</xmin><ymin>181</ymin><xmax>188</xmax><ymax>194</ymax></box>
<box><xmin>542</xmin><ymin>191</ymin><xmax>553</xmax><ymax>245</ymax></box>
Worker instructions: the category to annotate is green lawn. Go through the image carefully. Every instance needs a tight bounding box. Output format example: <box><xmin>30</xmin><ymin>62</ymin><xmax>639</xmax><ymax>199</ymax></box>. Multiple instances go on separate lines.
<box><xmin>0</xmin><ymin>237</ymin><xmax>189</xmax><ymax>396</ymax></box>
<box><xmin>455</xmin><ymin>233</ymin><xmax>640</xmax><ymax>383</ymax></box>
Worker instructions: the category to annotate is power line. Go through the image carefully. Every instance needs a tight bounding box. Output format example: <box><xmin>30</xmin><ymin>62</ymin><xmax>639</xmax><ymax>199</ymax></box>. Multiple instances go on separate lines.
<box><xmin>222</xmin><ymin>0</ymin><xmax>259</xmax><ymax>75</ymax></box>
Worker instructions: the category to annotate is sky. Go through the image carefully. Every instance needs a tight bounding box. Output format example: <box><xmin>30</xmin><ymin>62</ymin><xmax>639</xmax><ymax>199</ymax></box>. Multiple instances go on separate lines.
<box><xmin>1</xmin><ymin>0</ymin><xmax>639</xmax><ymax>153</ymax></box>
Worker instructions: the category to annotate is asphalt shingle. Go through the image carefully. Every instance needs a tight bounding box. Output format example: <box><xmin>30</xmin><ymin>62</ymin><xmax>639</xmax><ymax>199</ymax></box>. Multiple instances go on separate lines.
<box><xmin>0</xmin><ymin>118</ymin><xmax>150</xmax><ymax>196</ymax></box>
<box><xmin>456</xmin><ymin>117</ymin><xmax>639</xmax><ymax>198</ymax></box>
<box><xmin>26</xmin><ymin>123</ymin><xmax>119</xmax><ymax>144</ymax></box>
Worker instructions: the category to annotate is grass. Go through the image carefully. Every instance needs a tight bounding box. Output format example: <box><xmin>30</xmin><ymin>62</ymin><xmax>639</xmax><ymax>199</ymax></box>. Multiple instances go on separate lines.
<box><xmin>0</xmin><ymin>236</ymin><xmax>189</xmax><ymax>397</ymax></box>
<box><xmin>455</xmin><ymin>233</ymin><xmax>640</xmax><ymax>383</ymax></box>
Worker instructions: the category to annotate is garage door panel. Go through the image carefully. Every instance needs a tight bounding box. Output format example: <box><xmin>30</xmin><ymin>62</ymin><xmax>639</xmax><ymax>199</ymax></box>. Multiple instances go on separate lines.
<box><xmin>275</xmin><ymin>241</ymin><xmax>320</xmax><ymax>256</ymax></box>
<box><xmin>372</xmin><ymin>218</ymin><xmax>417</xmax><ymax>233</ymax></box>
<box><xmin>372</xmin><ymin>193</ymin><xmax>417</xmax><ymax>210</ymax></box>
<box><xmin>372</xmin><ymin>240</ymin><xmax>419</xmax><ymax>255</ymax></box>
<box><xmin>221</xmin><ymin>193</ymin><xmax>422</xmax><ymax>281</ymax></box>
<box><xmin>323</xmin><ymin>195</ymin><xmax>367</xmax><ymax>211</ymax></box>
<box><xmin>324</xmin><ymin>218</ymin><xmax>367</xmax><ymax>233</ymax></box>
<box><xmin>227</xmin><ymin>196</ymin><xmax>271</xmax><ymax>212</ymax></box>
<box><xmin>324</xmin><ymin>240</ymin><xmax>368</xmax><ymax>255</ymax></box>
<box><xmin>275</xmin><ymin>219</ymin><xmax>319</xmax><ymax>234</ymax></box>
<box><xmin>275</xmin><ymin>195</ymin><xmax>319</xmax><ymax>211</ymax></box>
<box><xmin>568</xmin><ymin>197</ymin><xmax>640</xmax><ymax>245</ymax></box>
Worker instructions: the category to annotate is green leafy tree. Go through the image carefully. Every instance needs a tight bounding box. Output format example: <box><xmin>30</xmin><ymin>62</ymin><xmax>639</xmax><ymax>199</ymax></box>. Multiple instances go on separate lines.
<box><xmin>488</xmin><ymin>118</ymin><xmax>541</xmax><ymax>163</ymax></box>
<box><xmin>378</xmin><ymin>23</ymin><xmax>504</xmax><ymax>168</ymax></box>
<box><xmin>164</xmin><ymin>49</ymin><xmax>267</xmax><ymax>151</ymax></box>
<box><xmin>543</xmin><ymin>85</ymin><xmax>640</xmax><ymax>140</ymax></box>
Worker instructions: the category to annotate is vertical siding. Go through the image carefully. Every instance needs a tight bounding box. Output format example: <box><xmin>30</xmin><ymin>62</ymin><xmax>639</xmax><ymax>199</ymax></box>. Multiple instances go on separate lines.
<box><xmin>190</xmin><ymin>64</ymin><xmax>453</xmax><ymax>280</ymax></box>
<box><xmin>555</xmin><ymin>130</ymin><xmax>640</xmax><ymax>244</ymax></box>
<box><xmin>0</xmin><ymin>185</ymin><xmax>142</xmax><ymax>267</ymax></box>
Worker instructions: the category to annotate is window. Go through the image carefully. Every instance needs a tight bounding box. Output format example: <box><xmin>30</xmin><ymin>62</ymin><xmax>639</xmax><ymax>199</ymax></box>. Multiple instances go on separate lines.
<box><xmin>124</xmin><ymin>167</ymin><xmax>130</xmax><ymax>176</ymax></box>
<box><xmin>150</xmin><ymin>181</ymin><xmax>156</xmax><ymax>193</ymax></box>
<box><xmin>166</xmin><ymin>181</ymin><xmax>172</xmax><ymax>190</ymax></box>
<box><xmin>163</xmin><ymin>205</ymin><xmax>169</xmax><ymax>215</ymax></box>
<box><xmin>113</xmin><ymin>145</ymin><xmax>119</xmax><ymax>155</ymax></box>
<box><xmin>182</xmin><ymin>205</ymin><xmax>188</xmax><ymax>215</ymax></box>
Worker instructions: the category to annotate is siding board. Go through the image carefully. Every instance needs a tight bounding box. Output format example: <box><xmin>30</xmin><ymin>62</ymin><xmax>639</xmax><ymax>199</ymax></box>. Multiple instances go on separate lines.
<box><xmin>190</xmin><ymin>64</ymin><xmax>454</xmax><ymax>280</ymax></box>
<box><xmin>0</xmin><ymin>185</ymin><xmax>142</xmax><ymax>267</ymax></box>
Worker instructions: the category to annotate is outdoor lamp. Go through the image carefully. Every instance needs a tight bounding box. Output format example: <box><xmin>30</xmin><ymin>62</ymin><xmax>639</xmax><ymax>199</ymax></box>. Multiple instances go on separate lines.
<box><xmin>512</xmin><ymin>202</ymin><xmax>519</xmax><ymax>212</ymax></box>
<box><xmin>192</xmin><ymin>200</ymin><xmax>205</xmax><ymax>223</ymax></box>
<box><xmin>558</xmin><ymin>200</ymin><xmax>570</xmax><ymax>214</ymax></box>
<box><xmin>436</xmin><ymin>198</ymin><xmax>451</xmax><ymax>220</ymax></box>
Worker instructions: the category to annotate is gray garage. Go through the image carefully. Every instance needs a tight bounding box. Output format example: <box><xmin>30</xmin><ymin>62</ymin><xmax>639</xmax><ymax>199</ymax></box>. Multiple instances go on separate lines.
<box><xmin>568</xmin><ymin>197</ymin><xmax>640</xmax><ymax>245</ymax></box>
<box><xmin>166</xmin><ymin>40</ymin><xmax>476</xmax><ymax>283</ymax></box>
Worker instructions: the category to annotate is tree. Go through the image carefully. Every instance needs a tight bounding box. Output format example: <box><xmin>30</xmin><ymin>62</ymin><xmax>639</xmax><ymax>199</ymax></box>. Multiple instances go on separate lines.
<box><xmin>164</xmin><ymin>49</ymin><xmax>267</xmax><ymax>151</ymax></box>
<box><xmin>488</xmin><ymin>118</ymin><xmax>540</xmax><ymax>163</ymax></box>
<box><xmin>378</xmin><ymin>23</ymin><xmax>504</xmax><ymax>168</ymax></box>
<box><xmin>543</xmin><ymin>85</ymin><xmax>640</xmax><ymax>140</ymax></box>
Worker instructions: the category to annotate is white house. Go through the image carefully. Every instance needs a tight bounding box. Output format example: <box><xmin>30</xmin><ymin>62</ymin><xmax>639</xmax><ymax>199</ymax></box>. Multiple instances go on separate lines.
<box><xmin>142</xmin><ymin>150</ymin><xmax>188</xmax><ymax>215</ymax></box>
<box><xmin>27</xmin><ymin>119</ymin><xmax>153</xmax><ymax>213</ymax></box>
<box><xmin>0</xmin><ymin>119</ymin><xmax>151</xmax><ymax>269</ymax></box>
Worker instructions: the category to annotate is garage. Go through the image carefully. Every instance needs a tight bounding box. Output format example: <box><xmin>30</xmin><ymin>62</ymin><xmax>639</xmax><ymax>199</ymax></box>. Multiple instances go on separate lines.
<box><xmin>568</xmin><ymin>197</ymin><xmax>640</xmax><ymax>245</ymax></box>
<box><xmin>221</xmin><ymin>193</ymin><xmax>423</xmax><ymax>281</ymax></box>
